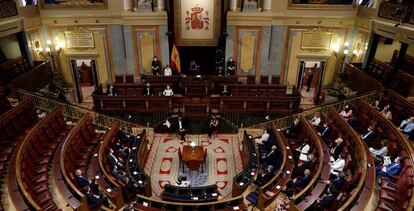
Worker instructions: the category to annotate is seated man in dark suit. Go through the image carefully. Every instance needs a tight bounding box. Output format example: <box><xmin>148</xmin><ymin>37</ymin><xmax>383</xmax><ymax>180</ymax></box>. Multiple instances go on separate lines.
<box><xmin>255</xmin><ymin>165</ymin><xmax>275</xmax><ymax>186</ymax></box>
<box><xmin>108</xmin><ymin>148</ymin><xmax>124</xmax><ymax>167</ymax></box>
<box><xmin>112</xmin><ymin>165</ymin><xmax>128</xmax><ymax>183</ymax></box>
<box><xmin>261</xmin><ymin>145</ymin><xmax>277</xmax><ymax>167</ymax></box>
<box><xmin>308</xmin><ymin>187</ymin><xmax>338</xmax><ymax>210</ymax></box>
<box><xmin>84</xmin><ymin>186</ymin><xmax>110</xmax><ymax>208</ymax></box>
<box><xmin>326</xmin><ymin>172</ymin><xmax>346</xmax><ymax>192</ymax></box>
<box><xmin>292</xmin><ymin>169</ymin><xmax>311</xmax><ymax>193</ymax></box>
<box><xmin>318</xmin><ymin>122</ymin><xmax>330</xmax><ymax>142</ymax></box>
<box><xmin>75</xmin><ymin>169</ymin><xmax>90</xmax><ymax>189</ymax></box>
<box><xmin>293</xmin><ymin>154</ymin><xmax>315</xmax><ymax>178</ymax></box>
<box><xmin>143</xmin><ymin>82</ymin><xmax>153</xmax><ymax>96</ymax></box>
<box><xmin>377</xmin><ymin>156</ymin><xmax>403</xmax><ymax>182</ymax></box>
<box><xmin>221</xmin><ymin>85</ymin><xmax>232</xmax><ymax>96</ymax></box>
<box><xmin>361</xmin><ymin>125</ymin><xmax>376</xmax><ymax>143</ymax></box>
<box><xmin>284</xmin><ymin>118</ymin><xmax>300</xmax><ymax>138</ymax></box>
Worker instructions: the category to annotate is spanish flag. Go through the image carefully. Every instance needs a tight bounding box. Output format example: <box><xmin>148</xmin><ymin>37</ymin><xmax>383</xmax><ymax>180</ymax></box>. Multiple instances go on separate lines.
<box><xmin>170</xmin><ymin>43</ymin><xmax>181</xmax><ymax>74</ymax></box>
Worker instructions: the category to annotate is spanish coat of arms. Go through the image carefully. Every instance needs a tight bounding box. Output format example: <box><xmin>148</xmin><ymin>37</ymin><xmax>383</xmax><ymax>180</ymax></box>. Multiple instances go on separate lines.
<box><xmin>185</xmin><ymin>5</ymin><xmax>210</xmax><ymax>30</ymax></box>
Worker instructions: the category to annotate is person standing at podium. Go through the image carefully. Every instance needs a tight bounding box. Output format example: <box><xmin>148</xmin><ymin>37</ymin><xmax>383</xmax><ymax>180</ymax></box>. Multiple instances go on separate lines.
<box><xmin>152</xmin><ymin>56</ymin><xmax>161</xmax><ymax>75</ymax></box>
<box><xmin>190</xmin><ymin>60</ymin><xmax>200</xmax><ymax>75</ymax></box>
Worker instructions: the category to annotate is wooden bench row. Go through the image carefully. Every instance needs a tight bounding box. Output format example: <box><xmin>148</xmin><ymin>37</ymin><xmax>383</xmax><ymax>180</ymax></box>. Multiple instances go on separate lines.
<box><xmin>52</xmin><ymin>114</ymin><xmax>103</xmax><ymax>210</ymax></box>
<box><xmin>292</xmin><ymin>116</ymin><xmax>330</xmax><ymax>210</ymax></box>
<box><xmin>232</xmin><ymin>131</ymin><xmax>259</xmax><ymax>197</ymax></box>
<box><xmin>0</xmin><ymin>98</ymin><xmax>39</xmax><ymax>210</ymax></box>
<box><xmin>13</xmin><ymin>106</ymin><xmax>71</xmax><ymax>210</ymax></box>
<box><xmin>257</xmin><ymin>125</ymin><xmax>294</xmax><ymax>210</ymax></box>
<box><xmin>353</xmin><ymin>99</ymin><xmax>414</xmax><ymax>210</ymax></box>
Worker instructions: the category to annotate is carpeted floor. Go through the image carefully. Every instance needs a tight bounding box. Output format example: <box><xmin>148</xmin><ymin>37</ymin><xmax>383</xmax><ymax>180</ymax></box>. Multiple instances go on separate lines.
<box><xmin>144</xmin><ymin>133</ymin><xmax>243</xmax><ymax>199</ymax></box>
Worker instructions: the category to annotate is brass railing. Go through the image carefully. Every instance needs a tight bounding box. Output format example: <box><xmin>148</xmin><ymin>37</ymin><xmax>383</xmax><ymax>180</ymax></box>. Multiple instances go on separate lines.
<box><xmin>16</xmin><ymin>89</ymin><xmax>148</xmax><ymax>133</ymax></box>
<box><xmin>0</xmin><ymin>0</ymin><xmax>18</xmax><ymax>19</ymax></box>
<box><xmin>247</xmin><ymin>90</ymin><xmax>379</xmax><ymax>130</ymax></box>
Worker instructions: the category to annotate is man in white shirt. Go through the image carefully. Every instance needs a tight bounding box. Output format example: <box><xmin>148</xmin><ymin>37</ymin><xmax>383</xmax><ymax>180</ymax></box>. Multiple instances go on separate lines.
<box><xmin>162</xmin><ymin>85</ymin><xmax>174</xmax><ymax>96</ymax></box>
<box><xmin>164</xmin><ymin>65</ymin><xmax>172</xmax><ymax>76</ymax></box>
<box><xmin>254</xmin><ymin>129</ymin><xmax>270</xmax><ymax>145</ymax></box>
<box><xmin>399</xmin><ymin>116</ymin><xmax>414</xmax><ymax>138</ymax></box>
<box><xmin>330</xmin><ymin>154</ymin><xmax>345</xmax><ymax>177</ymax></box>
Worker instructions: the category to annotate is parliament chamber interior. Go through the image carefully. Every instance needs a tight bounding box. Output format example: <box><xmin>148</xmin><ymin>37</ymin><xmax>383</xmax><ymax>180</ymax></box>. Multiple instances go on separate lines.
<box><xmin>2</xmin><ymin>0</ymin><xmax>414</xmax><ymax>210</ymax></box>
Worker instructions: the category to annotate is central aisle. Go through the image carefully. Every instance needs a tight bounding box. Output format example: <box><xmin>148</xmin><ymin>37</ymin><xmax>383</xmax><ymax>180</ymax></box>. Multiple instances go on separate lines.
<box><xmin>144</xmin><ymin>133</ymin><xmax>243</xmax><ymax>199</ymax></box>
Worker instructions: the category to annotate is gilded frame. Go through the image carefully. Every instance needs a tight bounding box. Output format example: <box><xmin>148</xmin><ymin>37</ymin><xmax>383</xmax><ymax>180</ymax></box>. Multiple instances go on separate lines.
<box><xmin>288</xmin><ymin>0</ymin><xmax>357</xmax><ymax>10</ymax></box>
<box><xmin>301</xmin><ymin>32</ymin><xmax>333</xmax><ymax>50</ymax></box>
<box><xmin>41</xmin><ymin>0</ymin><xmax>108</xmax><ymax>9</ymax></box>
<box><xmin>173</xmin><ymin>0</ymin><xmax>221</xmax><ymax>46</ymax></box>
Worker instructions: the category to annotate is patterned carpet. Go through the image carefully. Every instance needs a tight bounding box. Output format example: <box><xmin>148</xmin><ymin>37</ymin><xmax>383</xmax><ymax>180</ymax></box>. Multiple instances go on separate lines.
<box><xmin>144</xmin><ymin>133</ymin><xmax>243</xmax><ymax>198</ymax></box>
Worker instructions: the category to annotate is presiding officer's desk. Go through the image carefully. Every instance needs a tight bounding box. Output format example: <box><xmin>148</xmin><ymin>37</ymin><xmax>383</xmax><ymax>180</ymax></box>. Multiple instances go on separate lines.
<box><xmin>92</xmin><ymin>75</ymin><xmax>301</xmax><ymax>116</ymax></box>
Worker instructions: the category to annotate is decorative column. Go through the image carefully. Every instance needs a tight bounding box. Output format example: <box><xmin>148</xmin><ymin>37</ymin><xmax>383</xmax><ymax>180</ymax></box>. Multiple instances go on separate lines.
<box><xmin>263</xmin><ymin>0</ymin><xmax>271</xmax><ymax>12</ymax></box>
<box><xmin>123</xmin><ymin>0</ymin><xmax>132</xmax><ymax>11</ymax></box>
<box><xmin>229</xmin><ymin>0</ymin><xmax>237</xmax><ymax>11</ymax></box>
<box><xmin>155</xmin><ymin>0</ymin><xmax>165</xmax><ymax>11</ymax></box>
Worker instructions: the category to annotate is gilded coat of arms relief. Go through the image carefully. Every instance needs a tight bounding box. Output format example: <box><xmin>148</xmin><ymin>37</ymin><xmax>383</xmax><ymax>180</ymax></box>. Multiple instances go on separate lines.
<box><xmin>185</xmin><ymin>5</ymin><xmax>210</xmax><ymax>30</ymax></box>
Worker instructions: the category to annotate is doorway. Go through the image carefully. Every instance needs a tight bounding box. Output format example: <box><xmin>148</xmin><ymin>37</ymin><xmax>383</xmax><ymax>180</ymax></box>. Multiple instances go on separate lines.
<box><xmin>70</xmin><ymin>59</ymin><xmax>98</xmax><ymax>104</ymax></box>
<box><xmin>297</xmin><ymin>60</ymin><xmax>326</xmax><ymax>108</ymax></box>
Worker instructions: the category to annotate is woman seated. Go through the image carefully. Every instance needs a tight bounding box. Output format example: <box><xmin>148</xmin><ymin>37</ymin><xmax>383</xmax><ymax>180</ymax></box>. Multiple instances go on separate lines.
<box><xmin>371</xmin><ymin>99</ymin><xmax>381</xmax><ymax>111</ymax></box>
<box><xmin>310</xmin><ymin>112</ymin><xmax>321</xmax><ymax>127</ymax></box>
<box><xmin>162</xmin><ymin>85</ymin><xmax>174</xmax><ymax>96</ymax></box>
<box><xmin>340</xmin><ymin>105</ymin><xmax>353</xmax><ymax>121</ymax></box>
<box><xmin>380</xmin><ymin>105</ymin><xmax>392</xmax><ymax>120</ymax></box>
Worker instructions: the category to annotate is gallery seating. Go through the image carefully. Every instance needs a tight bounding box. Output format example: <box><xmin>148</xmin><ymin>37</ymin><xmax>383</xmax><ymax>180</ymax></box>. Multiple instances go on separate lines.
<box><xmin>53</xmin><ymin>114</ymin><xmax>103</xmax><ymax>210</ymax></box>
<box><xmin>232</xmin><ymin>131</ymin><xmax>259</xmax><ymax>196</ymax></box>
<box><xmin>13</xmin><ymin>106</ymin><xmax>71</xmax><ymax>210</ymax></box>
<box><xmin>99</xmin><ymin>126</ymin><xmax>152</xmax><ymax>200</ymax></box>
<box><xmin>0</xmin><ymin>56</ymin><xmax>31</xmax><ymax>81</ymax></box>
<box><xmin>0</xmin><ymin>98</ymin><xmax>38</xmax><ymax>209</ymax></box>
<box><xmin>256</xmin><ymin>125</ymin><xmax>294</xmax><ymax>210</ymax></box>
<box><xmin>91</xmin><ymin>123</ymin><xmax>126</xmax><ymax>208</ymax></box>
<box><xmin>351</xmin><ymin>99</ymin><xmax>414</xmax><ymax>210</ymax></box>
<box><xmin>290</xmin><ymin>115</ymin><xmax>330</xmax><ymax>210</ymax></box>
<box><xmin>325</xmin><ymin>107</ymin><xmax>372</xmax><ymax>210</ymax></box>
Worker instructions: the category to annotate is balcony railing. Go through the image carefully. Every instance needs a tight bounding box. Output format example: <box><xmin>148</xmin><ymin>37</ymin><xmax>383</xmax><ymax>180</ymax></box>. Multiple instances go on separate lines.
<box><xmin>0</xmin><ymin>0</ymin><xmax>18</xmax><ymax>19</ymax></box>
<box><xmin>378</xmin><ymin>2</ymin><xmax>414</xmax><ymax>24</ymax></box>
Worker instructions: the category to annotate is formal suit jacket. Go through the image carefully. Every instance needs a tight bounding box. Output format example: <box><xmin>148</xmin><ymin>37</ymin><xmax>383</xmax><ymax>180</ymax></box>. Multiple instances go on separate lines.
<box><xmin>289</xmin><ymin>123</ymin><xmax>300</xmax><ymax>136</ymax></box>
<box><xmin>76</xmin><ymin>175</ymin><xmax>90</xmax><ymax>188</ymax></box>
<box><xmin>320</xmin><ymin>126</ymin><xmax>330</xmax><ymax>140</ymax></box>
<box><xmin>108</xmin><ymin>153</ymin><xmax>119</xmax><ymax>166</ymax></box>
<box><xmin>331</xmin><ymin>143</ymin><xmax>344</xmax><ymax>158</ymax></box>
<box><xmin>330</xmin><ymin>178</ymin><xmax>345</xmax><ymax>191</ymax></box>
<box><xmin>362</xmin><ymin>131</ymin><xmax>376</xmax><ymax>143</ymax></box>
<box><xmin>143</xmin><ymin>87</ymin><xmax>153</xmax><ymax>96</ymax></box>
<box><xmin>294</xmin><ymin>175</ymin><xmax>311</xmax><ymax>189</ymax></box>
<box><xmin>386</xmin><ymin>163</ymin><xmax>402</xmax><ymax>176</ymax></box>
<box><xmin>319</xmin><ymin>194</ymin><xmax>336</xmax><ymax>208</ymax></box>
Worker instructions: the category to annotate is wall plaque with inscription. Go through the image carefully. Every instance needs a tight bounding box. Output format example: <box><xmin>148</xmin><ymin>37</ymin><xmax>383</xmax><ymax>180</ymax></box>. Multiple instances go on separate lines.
<box><xmin>64</xmin><ymin>31</ymin><xmax>95</xmax><ymax>48</ymax></box>
<box><xmin>301</xmin><ymin>32</ymin><xmax>332</xmax><ymax>50</ymax></box>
